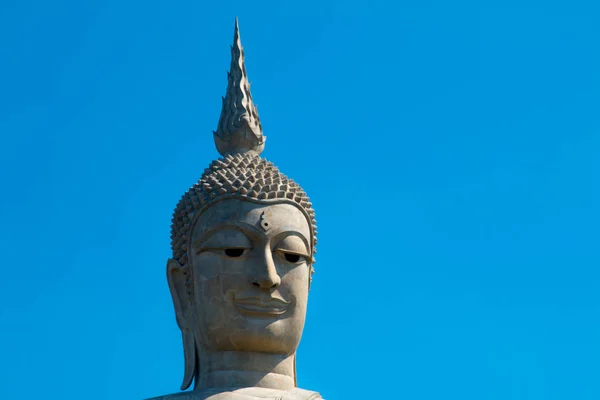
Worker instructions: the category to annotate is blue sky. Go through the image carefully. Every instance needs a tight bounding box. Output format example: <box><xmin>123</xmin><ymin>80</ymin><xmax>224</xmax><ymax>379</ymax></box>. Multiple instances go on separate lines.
<box><xmin>0</xmin><ymin>1</ymin><xmax>599</xmax><ymax>399</ymax></box>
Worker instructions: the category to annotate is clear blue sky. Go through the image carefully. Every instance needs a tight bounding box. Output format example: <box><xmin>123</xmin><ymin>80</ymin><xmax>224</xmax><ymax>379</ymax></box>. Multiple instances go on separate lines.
<box><xmin>1</xmin><ymin>1</ymin><xmax>599</xmax><ymax>399</ymax></box>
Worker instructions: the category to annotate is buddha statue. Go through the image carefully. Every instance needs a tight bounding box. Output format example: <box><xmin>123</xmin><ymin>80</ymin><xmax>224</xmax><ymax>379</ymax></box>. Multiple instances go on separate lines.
<box><xmin>147</xmin><ymin>19</ymin><xmax>322</xmax><ymax>400</ymax></box>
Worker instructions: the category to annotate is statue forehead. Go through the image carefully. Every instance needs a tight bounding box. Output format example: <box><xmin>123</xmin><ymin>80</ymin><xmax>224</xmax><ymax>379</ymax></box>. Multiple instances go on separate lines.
<box><xmin>192</xmin><ymin>198</ymin><xmax>311</xmax><ymax>237</ymax></box>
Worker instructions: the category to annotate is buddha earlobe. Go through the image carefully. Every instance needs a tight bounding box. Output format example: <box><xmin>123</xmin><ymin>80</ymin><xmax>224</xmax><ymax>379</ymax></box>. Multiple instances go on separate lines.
<box><xmin>166</xmin><ymin>259</ymin><xmax>198</xmax><ymax>390</ymax></box>
<box><xmin>180</xmin><ymin>328</ymin><xmax>197</xmax><ymax>390</ymax></box>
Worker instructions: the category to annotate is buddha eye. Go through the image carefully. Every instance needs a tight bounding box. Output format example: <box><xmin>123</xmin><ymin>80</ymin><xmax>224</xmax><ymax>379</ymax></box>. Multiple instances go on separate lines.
<box><xmin>224</xmin><ymin>248</ymin><xmax>248</xmax><ymax>258</ymax></box>
<box><xmin>275</xmin><ymin>250</ymin><xmax>307</xmax><ymax>264</ymax></box>
<box><xmin>273</xmin><ymin>235</ymin><xmax>309</xmax><ymax>264</ymax></box>
<box><xmin>284</xmin><ymin>253</ymin><xmax>300</xmax><ymax>263</ymax></box>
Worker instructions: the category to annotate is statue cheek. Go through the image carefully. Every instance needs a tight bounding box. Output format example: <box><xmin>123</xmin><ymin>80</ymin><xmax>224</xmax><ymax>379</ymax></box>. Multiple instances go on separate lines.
<box><xmin>278</xmin><ymin>266</ymin><xmax>309</xmax><ymax>319</ymax></box>
<box><xmin>281</xmin><ymin>264</ymin><xmax>310</xmax><ymax>292</ymax></box>
<box><xmin>193</xmin><ymin>254</ymin><xmax>246</xmax><ymax>288</ymax></box>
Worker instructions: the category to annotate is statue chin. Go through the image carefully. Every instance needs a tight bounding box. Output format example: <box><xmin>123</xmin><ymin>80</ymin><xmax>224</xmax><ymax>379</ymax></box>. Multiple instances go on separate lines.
<box><xmin>148</xmin><ymin>18</ymin><xmax>322</xmax><ymax>400</ymax></box>
<box><xmin>199</xmin><ymin>316</ymin><xmax>303</xmax><ymax>356</ymax></box>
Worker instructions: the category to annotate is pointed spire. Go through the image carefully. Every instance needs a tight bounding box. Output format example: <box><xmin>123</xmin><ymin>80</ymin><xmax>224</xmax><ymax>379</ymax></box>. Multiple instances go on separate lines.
<box><xmin>213</xmin><ymin>17</ymin><xmax>265</xmax><ymax>157</ymax></box>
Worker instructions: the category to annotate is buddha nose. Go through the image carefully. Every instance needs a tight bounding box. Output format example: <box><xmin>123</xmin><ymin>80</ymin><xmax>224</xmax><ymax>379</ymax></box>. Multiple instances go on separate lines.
<box><xmin>251</xmin><ymin>249</ymin><xmax>281</xmax><ymax>289</ymax></box>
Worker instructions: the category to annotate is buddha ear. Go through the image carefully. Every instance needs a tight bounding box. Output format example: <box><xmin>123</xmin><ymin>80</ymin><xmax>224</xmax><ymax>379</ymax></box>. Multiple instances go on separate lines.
<box><xmin>166</xmin><ymin>258</ymin><xmax>192</xmax><ymax>330</ymax></box>
<box><xmin>166</xmin><ymin>258</ymin><xmax>197</xmax><ymax>390</ymax></box>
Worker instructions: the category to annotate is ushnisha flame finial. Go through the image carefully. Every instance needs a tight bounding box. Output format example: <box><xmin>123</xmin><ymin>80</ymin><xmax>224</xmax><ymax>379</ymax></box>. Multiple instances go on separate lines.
<box><xmin>213</xmin><ymin>17</ymin><xmax>265</xmax><ymax>157</ymax></box>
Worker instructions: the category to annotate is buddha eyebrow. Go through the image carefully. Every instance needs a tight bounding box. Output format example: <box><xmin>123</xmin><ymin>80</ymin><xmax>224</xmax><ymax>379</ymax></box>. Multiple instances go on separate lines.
<box><xmin>192</xmin><ymin>222</ymin><xmax>260</xmax><ymax>250</ymax></box>
<box><xmin>272</xmin><ymin>231</ymin><xmax>310</xmax><ymax>253</ymax></box>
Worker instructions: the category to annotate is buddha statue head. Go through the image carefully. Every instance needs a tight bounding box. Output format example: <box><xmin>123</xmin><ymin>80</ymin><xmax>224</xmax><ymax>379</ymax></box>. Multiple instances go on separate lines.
<box><xmin>165</xmin><ymin>19</ymin><xmax>318</xmax><ymax>394</ymax></box>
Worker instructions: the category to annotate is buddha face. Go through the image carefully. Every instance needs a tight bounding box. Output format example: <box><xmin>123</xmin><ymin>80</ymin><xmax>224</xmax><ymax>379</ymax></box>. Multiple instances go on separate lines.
<box><xmin>169</xmin><ymin>198</ymin><xmax>312</xmax><ymax>356</ymax></box>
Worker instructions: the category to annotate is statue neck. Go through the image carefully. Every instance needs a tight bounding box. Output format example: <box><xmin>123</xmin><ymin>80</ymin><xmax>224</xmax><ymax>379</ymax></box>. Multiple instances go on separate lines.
<box><xmin>195</xmin><ymin>349</ymin><xmax>296</xmax><ymax>391</ymax></box>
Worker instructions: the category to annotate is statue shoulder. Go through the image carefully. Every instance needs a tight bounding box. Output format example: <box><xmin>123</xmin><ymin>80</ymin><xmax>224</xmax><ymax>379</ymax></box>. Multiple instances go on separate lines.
<box><xmin>220</xmin><ymin>387</ymin><xmax>322</xmax><ymax>400</ymax></box>
<box><xmin>288</xmin><ymin>387</ymin><xmax>322</xmax><ymax>399</ymax></box>
<box><xmin>145</xmin><ymin>388</ymin><xmax>322</xmax><ymax>400</ymax></box>
<box><xmin>145</xmin><ymin>392</ymin><xmax>201</xmax><ymax>400</ymax></box>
